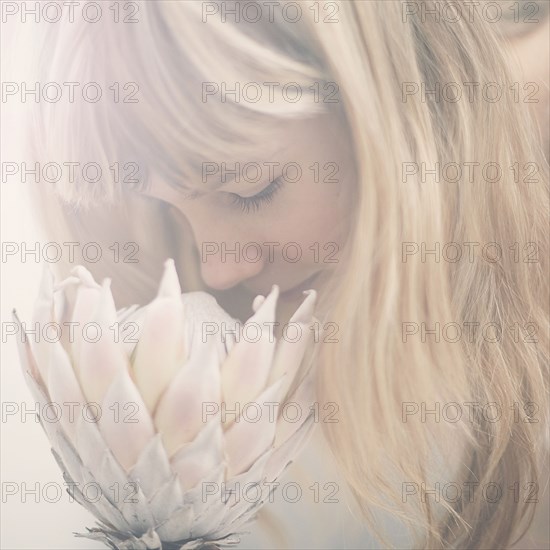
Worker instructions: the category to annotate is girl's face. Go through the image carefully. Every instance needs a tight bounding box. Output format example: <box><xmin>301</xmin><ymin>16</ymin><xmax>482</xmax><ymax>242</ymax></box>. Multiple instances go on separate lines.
<box><xmin>143</xmin><ymin>112</ymin><xmax>355</xmax><ymax>302</ymax></box>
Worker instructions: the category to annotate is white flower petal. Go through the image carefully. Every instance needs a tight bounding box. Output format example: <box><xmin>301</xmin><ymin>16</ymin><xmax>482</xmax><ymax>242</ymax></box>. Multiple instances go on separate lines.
<box><xmin>13</xmin><ymin>310</ymin><xmax>45</xmax><ymax>391</ymax></box>
<box><xmin>146</xmin><ymin>473</ymin><xmax>184</xmax><ymax>530</ymax></box>
<box><xmin>224</xmin><ymin>378</ymin><xmax>283</xmax><ymax>477</ymax></box>
<box><xmin>155</xmin><ymin>504</ymin><xmax>194</xmax><ymax>542</ymax></box>
<box><xmin>266</xmin><ymin>414</ymin><xmax>316</xmax><ymax>483</ymax></box>
<box><xmin>274</xmin><ymin>365</ymin><xmax>317</xmax><ymax>447</ymax></box>
<box><xmin>132</xmin><ymin>296</ymin><xmax>185</xmax><ymax>413</ymax></box>
<box><xmin>157</xmin><ymin>258</ymin><xmax>182</xmax><ymax>298</ymax></box>
<box><xmin>211</xmin><ymin>451</ymin><xmax>273</xmax><ymax>539</ymax></box>
<box><xmin>170</xmin><ymin>415</ymin><xmax>224</xmax><ymax>491</ymax></box>
<box><xmin>99</xmin><ymin>370</ymin><xmax>156</xmax><ymax>471</ymax></box>
<box><xmin>46</xmin><ymin>340</ymin><xmax>86</xmax><ymax>444</ymax></box>
<box><xmin>75</xmin><ymin>411</ymin><xmax>110</xmax><ymax>471</ymax></box>
<box><xmin>29</xmin><ymin>266</ymin><xmax>55</xmax><ymax>382</ymax></box>
<box><xmin>154</xmin><ymin>342</ymin><xmax>220</xmax><ymax>456</ymax></box>
<box><xmin>129</xmin><ymin>434</ymin><xmax>173</xmax><ymax>497</ymax></box>
<box><xmin>220</xmin><ymin>286</ymin><xmax>279</xmax><ymax>417</ymax></box>
<box><xmin>78</xmin><ymin>281</ymin><xmax>130</xmax><ymax>405</ymax></box>
<box><xmin>70</xmin><ymin>285</ymin><xmax>103</xmax><ymax>375</ymax></box>
<box><xmin>69</xmin><ymin>265</ymin><xmax>102</xmax><ymax>288</ymax></box>
<box><xmin>130</xmin><ymin>260</ymin><xmax>185</xmax><ymax>412</ymax></box>
<box><xmin>67</xmin><ymin>466</ymin><xmax>130</xmax><ymax>532</ymax></box>
<box><xmin>268</xmin><ymin>290</ymin><xmax>317</xmax><ymax>399</ymax></box>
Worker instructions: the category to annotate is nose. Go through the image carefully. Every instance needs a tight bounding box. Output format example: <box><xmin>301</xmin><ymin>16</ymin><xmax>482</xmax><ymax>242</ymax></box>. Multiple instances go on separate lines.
<box><xmin>180</xmin><ymin>206</ymin><xmax>265</xmax><ymax>290</ymax></box>
<box><xmin>199</xmin><ymin>241</ymin><xmax>265</xmax><ymax>290</ymax></box>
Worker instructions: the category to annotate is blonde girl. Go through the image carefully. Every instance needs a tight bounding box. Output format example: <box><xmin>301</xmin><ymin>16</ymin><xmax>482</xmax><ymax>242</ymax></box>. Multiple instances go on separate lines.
<box><xmin>22</xmin><ymin>0</ymin><xmax>549</xmax><ymax>547</ymax></box>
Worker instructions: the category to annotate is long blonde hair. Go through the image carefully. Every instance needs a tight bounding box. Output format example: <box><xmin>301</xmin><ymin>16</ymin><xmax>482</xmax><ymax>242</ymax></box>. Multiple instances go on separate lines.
<box><xmin>27</xmin><ymin>1</ymin><xmax>549</xmax><ymax>547</ymax></box>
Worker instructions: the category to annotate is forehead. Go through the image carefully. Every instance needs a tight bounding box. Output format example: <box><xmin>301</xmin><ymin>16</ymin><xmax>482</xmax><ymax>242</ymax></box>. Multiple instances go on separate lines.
<box><xmin>144</xmin><ymin>112</ymin><xmax>344</xmax><ymax>199</ymax></box>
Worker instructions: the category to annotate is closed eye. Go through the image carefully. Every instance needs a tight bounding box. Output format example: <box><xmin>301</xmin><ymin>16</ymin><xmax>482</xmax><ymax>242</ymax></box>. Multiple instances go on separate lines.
<box><xmin>228</xmin><ymin>176</ymin><xmax>285</xmax><ymax>214</ymax></box>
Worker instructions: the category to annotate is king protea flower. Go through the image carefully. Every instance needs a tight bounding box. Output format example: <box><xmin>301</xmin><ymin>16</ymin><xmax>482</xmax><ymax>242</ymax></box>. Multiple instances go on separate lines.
<box><xmin>14</xmin><ymin>260</ymin><xmax>318</xmax><ymax>549</ymax></box>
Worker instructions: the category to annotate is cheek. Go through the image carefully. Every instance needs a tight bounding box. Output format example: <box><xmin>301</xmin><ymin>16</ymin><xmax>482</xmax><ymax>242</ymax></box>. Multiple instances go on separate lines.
<box><xmin>259</xmin><ymin>180</ymin><xmax>348</xmax><ymax>269</ymax></box>
<box><xmin>513</xmin><ymin>21</ymin><xmax>549</xmax><ymax>81</ymax></box>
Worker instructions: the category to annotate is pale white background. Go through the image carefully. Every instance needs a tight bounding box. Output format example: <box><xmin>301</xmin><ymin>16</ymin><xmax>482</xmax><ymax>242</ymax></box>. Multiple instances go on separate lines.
<box><xmin>0</xmin><ymin>16</ymin><xmax>104</xmax><ymax>549</ymax></box>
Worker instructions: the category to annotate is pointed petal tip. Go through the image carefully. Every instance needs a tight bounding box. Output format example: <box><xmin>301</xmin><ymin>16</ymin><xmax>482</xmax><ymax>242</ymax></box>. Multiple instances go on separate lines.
<box><xmin>69</xmin><ymin>265</ymin><xmax>100</xmax><ymax>288</ymax></box>
<box><xmin>264</xmin><ymin>285</ymin><xmax>280</xmax><ymax>308</ymax></box>
<box><xmin>157</xmin><ymin>258</ymin><xmax>181</xmax><ymax>298</ymax></box>
<box><xmin>52</xmin><ymin>275</ymin><xmax>80</xmax><ymax>292</ymax></box>
<box><xmin>252</xmin><ymin>295</ymin><xmax>265</xmax><ymax>313</ymax></box>
<box><xmin>247</xmin><ymin>285</ymin><xmax>279</xmax><ymax>325</ymax></box>
<box><xmin>291</xmin><ymin>289</ymin><xmax>317</xmax><ymax>323</ymax></box>
<box><xmin>93</xmin><ymin>277</ymin><xmax>118</xmax><ymax>324</ymax></box>
<box><xmin>302</xmin><ymin>289</ymin><xmax>317</xmax><ymax>308</ymax></box>
<box><xmin>252</xmin><ymin>285</ymin><xmax>279</xmax><ymax>313</ymax></box>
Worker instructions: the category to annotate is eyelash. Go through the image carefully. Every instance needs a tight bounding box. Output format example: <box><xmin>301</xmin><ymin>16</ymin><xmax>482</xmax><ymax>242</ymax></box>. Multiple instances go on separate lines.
<box><xmin>229</xmin><ymin>176</ymin><xmax>285</xmax><ymax>214</ymax></box>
